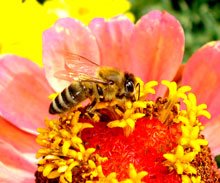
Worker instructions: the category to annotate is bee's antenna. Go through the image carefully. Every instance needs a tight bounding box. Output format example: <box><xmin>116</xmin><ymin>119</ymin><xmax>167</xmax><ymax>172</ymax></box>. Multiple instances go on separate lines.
<box><xmin>135</xmin><ymin>83</ymin><xmax>140</xmax><ymax>100</ymax></box>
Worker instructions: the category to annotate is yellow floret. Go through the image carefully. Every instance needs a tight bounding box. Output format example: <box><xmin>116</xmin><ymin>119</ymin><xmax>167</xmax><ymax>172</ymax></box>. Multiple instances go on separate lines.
<box><xmin>127</xmin><ymin>163</ymin><xmax>148</xmax><ymax>183</ymax></box>
<box><xmin>164</xmin><ymin>145</ymin><xmax>197</xmax><ymax>175</ymax></box>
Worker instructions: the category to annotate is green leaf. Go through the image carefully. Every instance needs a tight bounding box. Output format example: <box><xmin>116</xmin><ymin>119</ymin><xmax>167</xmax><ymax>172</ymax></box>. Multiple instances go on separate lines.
<box><xmin>215</xmin><ymin>155</ymin><xmax>220</xmax><ymax>168</ymax></box>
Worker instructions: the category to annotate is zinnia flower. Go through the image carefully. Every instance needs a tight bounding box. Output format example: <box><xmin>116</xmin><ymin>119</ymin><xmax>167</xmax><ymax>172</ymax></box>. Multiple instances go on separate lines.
<box><xmin>0</xmin><ymin>10</ymin><xmax>220</xmax><ymax>182</ymax></box>
<box><xmin>0</xmin><ymin>0</ymin><xmax>133</xmax><ymax>66</ymax></box>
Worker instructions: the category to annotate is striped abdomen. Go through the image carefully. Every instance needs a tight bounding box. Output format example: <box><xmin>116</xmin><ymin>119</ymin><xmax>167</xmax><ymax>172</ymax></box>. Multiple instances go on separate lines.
<box><xmin>49</xmin><ymin>82</ymin><xmax>87</xmax><ymax>114</ymax></box>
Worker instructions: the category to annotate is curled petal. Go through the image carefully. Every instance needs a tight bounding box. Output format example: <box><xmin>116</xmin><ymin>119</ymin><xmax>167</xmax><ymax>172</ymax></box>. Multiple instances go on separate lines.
<box><xmin>182</xmin><ymin>41</ymin><xmax>220</xmax><ymax>123</ymax></box>
<box><xmin>0</xmin><ymin>116</ymin><xmax>39</xmax><ymax>153</ymax></box>
<box><xmin>0</xmin><ymin>55</ymin><xmax>53</xmax><ymax>133</ymax></box>
<box><xmin>43</xmin><ymin>18</ymin><xmax>100</xmax><ymax>92</ymax></box>
<box><xmin>130</xmin><ymin>10</ymin><xmax>184</xmax><ymax>97</ymax></box>
<box><xmin>89</xmin><ymin>16</ymin><xmax>134</xmax><ymax>71</ymax></box>
<box><xmin>203</xmin><ymin>115</ymin><xmax>220</xmax><ymax>156</ymax></box>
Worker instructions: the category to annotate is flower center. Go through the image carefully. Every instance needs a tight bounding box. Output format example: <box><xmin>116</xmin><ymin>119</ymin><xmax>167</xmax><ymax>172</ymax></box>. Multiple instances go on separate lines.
<box><xmin>35</xmin><ymin>79</ymin><xmax>220</xmax><ymax>183</ymax></box>
<box><xmin>81</xmin><ymin>117</ymin><xmax>182</xmax><ymax>182</ymax></box>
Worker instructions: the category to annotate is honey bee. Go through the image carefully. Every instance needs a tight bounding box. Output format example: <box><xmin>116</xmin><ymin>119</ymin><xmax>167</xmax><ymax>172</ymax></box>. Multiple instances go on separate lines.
<box><xmin>49</xmin><ymin>53</ymin><xmax>139</xmax><ymax>114</ymax></box>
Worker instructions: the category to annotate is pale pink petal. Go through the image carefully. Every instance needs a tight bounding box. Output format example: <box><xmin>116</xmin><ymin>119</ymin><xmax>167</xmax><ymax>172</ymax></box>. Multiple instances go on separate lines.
<box><xmin>0</xmin><ymin>116</ymin><xmax>39</xmax><ymax>153</ymax></box>
<box><xmin>43</xmin><ymin>18</ymin><xmax>100</xmax><ymax>92</ymax></box>
<box><xmin>131</xmin><ymin>10</ymin><xmax>184</xmax><ymax>97</ymax></box>
<box><xmin>0</xmin><ymin>55</ymin><xmax>53</xmax><ymax>133</ymax></box>
<box><xmin>0</xmin><ymin>162</ymin><xmax>34</xmax><ymax>183</ymax></box>
<box><xmin>0</xmin><ymin>141</ymin><xmax>36</xmax><ymax>173</ymax></box>
<box><xmin>182</xmin><ymin>41</ymin><xmax>220</xmax><ymax>123</ymax></box>
<box><xmin>203</xmin><ymin>115</ymin><xmax>220</xmax><ymax>156</ymax></box>
<box><xmin>89</xmin><ymin>16</ymin><xmax>134</xmax><ymax>71</ymax></box>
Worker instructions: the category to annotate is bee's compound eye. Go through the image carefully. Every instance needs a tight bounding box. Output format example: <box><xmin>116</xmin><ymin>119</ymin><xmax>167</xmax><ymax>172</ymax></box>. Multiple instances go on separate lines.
<box><xmin>125</xmin><ymin>80</ymin><xmax>134</xmax><ymax>93</ymax></box>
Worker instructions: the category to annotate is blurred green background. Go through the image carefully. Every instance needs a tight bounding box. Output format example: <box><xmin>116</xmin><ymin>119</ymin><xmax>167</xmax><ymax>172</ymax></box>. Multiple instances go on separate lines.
<box><xmin>37</xmin><ymin>0</ymin><xmax>220</xmax><ymax>63</ymax></box>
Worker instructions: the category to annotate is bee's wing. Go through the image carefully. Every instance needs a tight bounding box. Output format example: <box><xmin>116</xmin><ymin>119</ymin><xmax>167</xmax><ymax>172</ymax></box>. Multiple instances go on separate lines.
<box><xmin>65</xmin><ymin>53</ymin><xmax>99</xmax><ymax>74</ymax></box>
<box><xmin>54</xmin><ymin>71</ymin><xmax>108</xmax><ymax>85</ymax></box>
<box><xmin>54</xmin><ymin>53</ymin><xmax>108</xmax><ymax>84</ymax></box>
<box><xmin>54</xmin><ymin>70</ymin><xmax>79</xmax><ymax>82</ymax></box>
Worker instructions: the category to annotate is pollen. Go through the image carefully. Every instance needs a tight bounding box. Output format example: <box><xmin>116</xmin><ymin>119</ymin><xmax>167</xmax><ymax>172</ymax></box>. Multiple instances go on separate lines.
<box><xmin>48</xmin><ymin>92</ymin><xmax>59</xmax><ymax>101</ymax></box>
<box><xmin>35</xmin><ymin>80</ymin><xmax>220</xmax><ymax>182</ymax></box>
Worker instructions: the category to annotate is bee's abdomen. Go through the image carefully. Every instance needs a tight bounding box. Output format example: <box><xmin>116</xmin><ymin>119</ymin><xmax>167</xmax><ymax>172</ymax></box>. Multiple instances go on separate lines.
<box><xmin>49</xmin><ymin>83</ymin><xmax>86</xmax><ymax>114</ymax></box>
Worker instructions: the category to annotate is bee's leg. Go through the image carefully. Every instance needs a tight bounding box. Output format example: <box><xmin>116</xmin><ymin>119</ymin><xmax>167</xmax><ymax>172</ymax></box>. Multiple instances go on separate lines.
<box><xmin>87</xmin><ymin>83</ymin><xmax>103</xmax><ymax>112</ymax></box>
<box><xmin>85</xmin><ymin>99</ymin><xmax>103</xmax><ymax>121</ymax></box>
<box><xmin>83</xmin><ymin>112</ymin><xmax>93</xmax><ymax>120</ymax></box>
<box><xmin>84</xmin><ymin>111</ymin><xmax>100</xmax><ymax>121</ymax></box>
<box><xmin>86</xmin><ymin>98</ymin><xmax>98</xmax><ymax>112</ymax></box>
<box><xmin>96</xmin><ymin>85</ymin><xmax>104</xmax><ymax>101</ymax></box>
<box><xmin>83</xmin><ymin>99</ymin><xmax>96</xmax><ymax>119</ymax></box>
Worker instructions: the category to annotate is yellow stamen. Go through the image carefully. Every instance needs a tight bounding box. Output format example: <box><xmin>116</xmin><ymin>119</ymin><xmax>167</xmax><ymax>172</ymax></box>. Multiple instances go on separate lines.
<box><xmin>36</xmin><ymin>111</ymin><xmax>105</xmax><ymax>182</ymax></box>
<box><xmin>164</xmin><ymin>145</ymin><xmax>197</xmax><ymax>175</ymax></box>
<box><xmin>162</xmin><ymin>81</ymin><xmax>212</xmax><ymax>182</ymax></box>
<box><xmin>48</xmin><ymin>170</ymin><xmax>61</xmax><ymax>179</ymax></box>
<box><xmin>107</xmin><ymin>99</ymin><xmax>146</xmax><ymax>136</ymax></box>
<box><xmin>159</xmin><ymin>80</ymin><xmax>192</xmax><ymax>123</ymax></box>
<box><xmin>62</xmin><ymin>140</ymin><xmax>71</xmax><ymax>156</ymax></box>
<box><xmin>182</xmin><ymin>175</ymin><xmax>202</xmax><ymax>183</ymax></box>
<box><xmin>136</xmin><ymin>77</ymin><xmax>158</xmax><ymax>99</ymax></box>
<box><xmin>127</xmin><ymin>163</ymin><xmax>148</xmax><ymax>183</ymax></box>
<box><xmin>43</xmin><ymin>163</ymin><xmax>55</xmax><ymax>177</ymax></box>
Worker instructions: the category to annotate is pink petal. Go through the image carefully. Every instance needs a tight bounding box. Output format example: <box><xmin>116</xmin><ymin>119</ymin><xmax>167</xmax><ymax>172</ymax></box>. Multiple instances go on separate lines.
<box><xmin>0</xmin><ymin>162</ymin><xmax>34</xmax><ymax>183</ymax></box>
<box><xmin>182</xmin><ymin>41</ymin><xmax>220</xmax><ymax>123</ymax></box>
<box><xmin>0</xmin><ymin>141</ymin><xmax>36</xmax><ymax>173</ymax></box>
<box><xmin>89</xmin><ymin>16</ymin><xmax>134</xmax><ymax>71</ymax></box>
<box><xmin>173</xmin><ymin>64</ymin><xmax>185</xmax><ymax>84</ymax></box>
<box><xmin>0</xmin><ymin>55</ymin><xmax>53</xmax><ymax>134</ymax></box>
<box><xmin>130</xmin><ymin>10</ymin><xmax>184</xmax><ymax>96</ymax></box>
<box><xmin>43</xmin><ymin>18</ymin><xmax>100</xmax><ymax>92</ymax></box>
<box><xmin>0</xmin><ymin>116</ymin><xmax>39</xmax><ymax>153</ymax></box>
<box><xmin>203</xmin><ymin>115</ymin><xmax>220</xmax><ymax>156</ymax></box>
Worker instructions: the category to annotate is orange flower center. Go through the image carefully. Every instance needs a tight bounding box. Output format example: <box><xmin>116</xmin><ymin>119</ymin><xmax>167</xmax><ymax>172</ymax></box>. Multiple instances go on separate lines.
<box><xmin>81</xmin><ymin>117</ymin><xmax>182</xmax><ymax>182</ymax></box>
